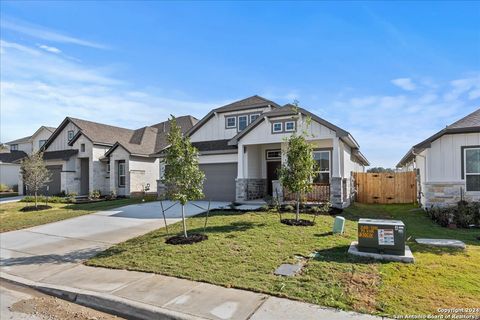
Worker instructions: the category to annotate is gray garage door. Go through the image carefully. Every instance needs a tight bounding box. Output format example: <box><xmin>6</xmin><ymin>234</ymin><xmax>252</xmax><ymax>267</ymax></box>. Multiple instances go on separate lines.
<box><xmin>199</xmin><ymin>163</ymin><xmax>237</xmax><ymax>202</ymax></box>
<box><xmin>42</xmin><ymin>165</ymin><xmax>62</xmax><ymax>196</ymax></box>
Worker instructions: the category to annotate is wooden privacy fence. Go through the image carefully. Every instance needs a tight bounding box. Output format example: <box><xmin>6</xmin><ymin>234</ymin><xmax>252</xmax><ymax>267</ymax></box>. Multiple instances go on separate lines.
<box><xmin>353</xmin><ymin>172</ymin><xmax>417</xmax><ymax>204</ymax></box>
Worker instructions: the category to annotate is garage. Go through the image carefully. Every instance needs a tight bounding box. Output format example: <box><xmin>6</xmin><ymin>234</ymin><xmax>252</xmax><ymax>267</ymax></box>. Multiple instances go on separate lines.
<box><xmin>199</xmin><ymin>163</ymin><xmax>237</xmax><ymax>202</ymax></box>
<box><xmin>41</xmin><ymin>165</ymin><xmax>62</xmax><ymax>196</ymax></box>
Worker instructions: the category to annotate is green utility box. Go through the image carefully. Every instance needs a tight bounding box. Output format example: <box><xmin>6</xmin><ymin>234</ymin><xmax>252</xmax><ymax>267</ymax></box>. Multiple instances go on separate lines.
<box><xmin>357</xmin><ymin>219</ymin><xmax>406</xmax><ymax>255</ymax></box>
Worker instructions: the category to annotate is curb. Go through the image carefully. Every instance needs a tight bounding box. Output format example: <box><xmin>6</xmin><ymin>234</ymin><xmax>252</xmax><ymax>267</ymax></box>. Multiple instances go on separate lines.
<box><xmin>1</xmin><ymin>272</ymin><xmax>206</xmax><ymax>320</ymax></box>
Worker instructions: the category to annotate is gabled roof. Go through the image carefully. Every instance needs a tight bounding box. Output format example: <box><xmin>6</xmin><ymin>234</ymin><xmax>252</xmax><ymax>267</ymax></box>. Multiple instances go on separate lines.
<box><xmin>396</xmin><ymin>107</ymin><xmax>480</xmax><ymax>168</ymax></box>
<box><xmin>186</xmin><ymin>95</ymin><xmax>279</xmax><ymax>137</ymax></box>
<box><xmin>104</xmin><ymin>115</ymin><xmax>198</xmax><ymax>157</ymax></box>
<box><xmin>229</xmin><ymin>104</ymin><xmax>358</xmax><ymax>148</ymax></box>
<box><xmin>6</xmin><ymin>135</ymin><xmax>31</xmax><ymax>145</ymax></box>
<box><xmin>6</xmin><ymin>126</ymin><xmax>57</xmax><ymax>145</ymax></box>
<box><xmin>0</xmin><ymin>151</ymin><xmax>28</xmax><ymax>163</ymax></box>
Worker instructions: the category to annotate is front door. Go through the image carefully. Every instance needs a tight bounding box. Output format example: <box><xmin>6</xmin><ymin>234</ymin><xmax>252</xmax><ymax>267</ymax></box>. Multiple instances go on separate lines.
<box><xmin>80</xmin><ymin>158</ymin><xmax>89</xmax><ymax>195</ymax></box>
<box><xmin>267</xmin><ymin>161</ymin><xmax>281</xmax><ymax>195</ymax></box>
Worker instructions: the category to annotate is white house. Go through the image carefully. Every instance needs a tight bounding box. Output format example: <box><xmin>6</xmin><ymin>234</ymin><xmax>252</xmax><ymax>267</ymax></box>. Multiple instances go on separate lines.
<box><xmin>40</xmin><ymin>116</ymin><xmax>196</xmax><ymax>196</ymax></box>
<box><xmin>157</xmin><ymin>95</ymin><xmax>369</xmax><ymax>207</ymax></box>
<box><xmin>397</xmin><ymin>108</ymin><xmax>480</xmax><ymax>207</ymax></box>
<box><xmin>5</xmin><ymin>126</ymin><xmax>56</xmax><ymax>154</ymax></box>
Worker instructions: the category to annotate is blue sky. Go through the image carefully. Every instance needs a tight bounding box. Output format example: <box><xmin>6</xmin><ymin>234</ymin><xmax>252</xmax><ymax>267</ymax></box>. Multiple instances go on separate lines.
<box><xmin>1</xmin><ymin>1</ymin><xmax>479</xmax><ymax>167</ymax></box>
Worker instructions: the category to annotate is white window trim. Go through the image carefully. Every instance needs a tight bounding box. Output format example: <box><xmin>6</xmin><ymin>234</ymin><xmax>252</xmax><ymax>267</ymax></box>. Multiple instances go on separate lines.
<box><xmin>249</xmin><ymin>113</ymin><xmax>260</xmax><ymax>123</ymax></box>
<box><xmin>266</xmin><ymin>150</ymin><xmax>281</xmax><ymax>160</ymax></box>
<box><xmin>238</xmin><ymin>115</ymin><xmax>248</xmax><ymax>131</ymax></box>
<box><xmin>39</xmin><ymin>140</ymin><xmax>46</xmax><ymax>148</ymax></box>
<box><xmin>67</xmin><ymin>130</ymin><xmax>74</xmax><ymax>141</ymax></box>
<box><xmin>313</xmin><ymin>150</ymin><xmax>331</xmax><ymax>184</ymax></box>
<box><xmin>464</xmin><ymin>147</ymin><xmax>480</xmax><ymax>192</ymax></box>
<box><xmin>10</xmin><ymin>144</ymin><xmax>18</xmax><ymax>151</ymax></box>
<box><xmin>118</xmin><ymin>161</ymin><xmax>126</xmax><ymax>188</ymax></box>
<box><xmin>285</xmin><ymin>121</ymin><xmax>296</xmax><ymax>132</ymax></box>
<box><xmin>272</xmin><ymin>122</ymin><xmax>283</xmax><ymax>133</ymax></box>
<box><xmin>226</xmin><ymin>116</ymin><xmax>237</xmax><ymax>128</ymax></box>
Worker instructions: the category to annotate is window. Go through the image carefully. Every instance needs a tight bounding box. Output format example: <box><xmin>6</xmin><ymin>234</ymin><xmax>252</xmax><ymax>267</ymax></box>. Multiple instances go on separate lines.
<box><xmin>285</xmin><ymin>121</ymin><xmax>295</xmax><ymax>132</ymax></box>
<box><xmin>107</xmin><ymin>163</ymin><xmax>110</xmax><ymax>173</ymax></box>
<box><xmin>118</xmin><ymin>160</ymin><xmax>126</xmax><ymax>187</ymax></box>
<box><xmin>250</xmin><ymin>114</ymin><xmax>260</xmax><ymax>123</ymax></box>
<box><xmin>267</xmin><ymin>150</ymin><xmax>281</xmax><ymax>160</ymax></box>
<box><xmin>226</xmin><ymin>116</ymin><xmax>236</xmax><ymax>128</ymax></box>
<box><xmin>10</xmin><ymin>144</ymin><xmax>18</xmax><ymax>151</ymax></box>
<box><xmin>68</xmin><ymin>130</ymin><xmax>74</xmax><ymax>141</ymax></box>
<box><xmin>272</xmin><ymin>122</ymin><xmax>283</xmax><ymax>133</ymax></box>
<box><xmin>39</xmin><ymin>140</ymin><xmax>47</xmax><ymax>148</ymax></box>
<box><xmin>81</xmin><ymin>143</ymin><xmax>85</xmax><ymax>152</ymax></box>
<box><xmin>465</xmin><ymin>147</ymin><xmax>480</xmax><ymax>192</ymax></box>
<box><xmin>313</xmin><ymin>150</ymin><xmax>330</xmax><ymax>184</ymax></box>
<box><xmin>238</xmin><ymin>115</ymin><xmax>248</xmax><ymax>131</ymax></box>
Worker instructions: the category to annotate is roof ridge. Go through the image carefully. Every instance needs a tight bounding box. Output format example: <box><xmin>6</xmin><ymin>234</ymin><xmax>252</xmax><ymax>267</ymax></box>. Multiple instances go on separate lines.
<box><xmin>68</xmin><ymin>117</ymin><xmax>134</xmax><ymax>132</ymax></box>
<box><xmin>447</xmin><ymin>107</ymin><xmax>480</xmax><ymax>129</ymax></box>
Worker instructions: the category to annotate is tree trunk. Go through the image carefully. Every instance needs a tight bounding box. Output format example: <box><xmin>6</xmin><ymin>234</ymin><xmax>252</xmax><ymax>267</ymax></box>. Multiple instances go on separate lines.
<box><xmin>181</xmin><ymin>204</ymin><xmax>188</xmax><ymax>238</ymax></box>
<box><xmin>35</xmin><ymin>191</ymin><xmax>38</xmax><ymax>208</ymax></box>
<box><xmin>296</xmin><ymin>192</ymin><xmax>300</xmax><ymax>221</ymax></box>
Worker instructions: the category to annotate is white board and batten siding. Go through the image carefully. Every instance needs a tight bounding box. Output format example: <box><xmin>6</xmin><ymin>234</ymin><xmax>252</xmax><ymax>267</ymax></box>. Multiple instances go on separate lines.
<box><xmin>427</xmin><ymin>132</ymin><xmax>480</xmax><ymax>182</ymax></box>
<box><xmin>46</xmin><ymin>122</ymin><xmax>80</xmax><ymax>152</ymax></box>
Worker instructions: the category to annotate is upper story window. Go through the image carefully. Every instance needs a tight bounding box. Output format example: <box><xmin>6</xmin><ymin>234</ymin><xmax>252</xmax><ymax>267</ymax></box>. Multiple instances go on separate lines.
<box><xmin>313</xmin><ymin>150</ymin><xmax>331</xmax><ymax>184</ymax></box>
<box><xmin>38</xmin><ymin>140</ymin><xmax>47</xmax><ymax>149</ymax></box>
<box><xmin>67</xmin><ymin>130</ymin><xmax>74</xmax><ymax>141</ymax></box>
<box><xmin>10</xmin><ymin>144</ymin><xmax>18</xmax><ymax>151</ymax></box>
<box><xmin>238</xmin><ymin>115</ymin><xmax>248</xmax><ymax>131</ymax></box>
<box><xmin>250</xmin><ymin>114</ymin><xmax>260</xmax><ymax>123</ymax></box>
<box><xmin>226</xmin><ymin>116</ymin><xmax>236</xmax><ymax>129</ymax></box>
<box><xmin>107</xmin><ymin>163</ymin><xmax>110</xmax><ymax>173</ymax></box>
<box><xmin>465</xmin><ymin>147</ymin><xmax>480</xmax><ymax>192</ymax></box>
<box><xmin>81</xmin><ymin>143</ymin><xmax>86</xmax><ymax>152</ymax></box>
<box><xmin>272</xmin><ymin>122</ymin><xmax>283</xmax><ymax>133</ymax></box>
<box><xmin>285</xmin><ymin>121</ymin><xmax>295</xmax><ymax>132</ymax></box>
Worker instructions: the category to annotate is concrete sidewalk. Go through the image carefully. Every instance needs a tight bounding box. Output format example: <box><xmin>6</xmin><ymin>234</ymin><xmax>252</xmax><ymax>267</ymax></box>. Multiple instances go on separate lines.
<box><xmin>1</xmin><ymin>201</ymin><xmax>384</xmax><ymax>320</ymax></box>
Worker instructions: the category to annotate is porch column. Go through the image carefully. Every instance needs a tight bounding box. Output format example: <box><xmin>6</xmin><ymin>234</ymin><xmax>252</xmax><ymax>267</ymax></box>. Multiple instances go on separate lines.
<box><xmin>330</xmin><ymin>137</ymin><xmax>343</xmax><ymax>207</ymax></box>
<box><xmin>235</xmin><ymin>144</ymin><xmax>247</xmax><ymax>201</ymax></box>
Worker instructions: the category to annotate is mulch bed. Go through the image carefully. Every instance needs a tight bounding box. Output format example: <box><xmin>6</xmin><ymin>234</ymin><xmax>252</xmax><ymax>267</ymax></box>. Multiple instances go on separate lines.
<box><xmin>20</xmin><ymin>205</ymin><xmax>52</xmax><ymax>212</ymax></box>
<box><xmin>166</xmin><ymin>233</ymin><xmax>208</xmax><ymax>245</ymax></box>
<box><xmin>281</xmin><ymin>218</ymin><xmax>315</xmax><ymax>226</ymax></box>
<box><xmin>329</xmin><ymin>207</ymin><xmax>343</xmax><ymax>215</ymax></box>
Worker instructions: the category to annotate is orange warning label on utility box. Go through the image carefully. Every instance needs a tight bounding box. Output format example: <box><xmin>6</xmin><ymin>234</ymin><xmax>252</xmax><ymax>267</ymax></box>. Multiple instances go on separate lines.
<box><xmin>358</xmin><ymin>225</ymin><xmax>378</xmax><ymax>238</ymax></box>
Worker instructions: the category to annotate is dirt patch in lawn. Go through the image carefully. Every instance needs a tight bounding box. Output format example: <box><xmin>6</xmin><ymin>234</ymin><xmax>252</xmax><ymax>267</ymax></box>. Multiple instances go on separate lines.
<box><xmin>340</xmin><ymin>268</ymin><xmax>381</xmax><ymax>313</ymax></box>
<box><xmin>20</xmin><ymin>205</ymin><xmax>52</xmax><ymax>212</ymax></box>
<box><xmin>166</xmin><ymin>233</ymin><xmax>208</xmax><ymax>245</ymax></box>
<box><xmin>281</xmin><ymin>218</ymin><xmax>315</xmax><ymax>226</ymax></box>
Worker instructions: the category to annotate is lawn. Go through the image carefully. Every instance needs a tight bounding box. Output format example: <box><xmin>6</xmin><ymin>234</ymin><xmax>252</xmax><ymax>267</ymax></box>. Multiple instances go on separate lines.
<box><xmin>0</xmin><ymin>198</ymin><xmax>146</xmax><ymax>233</ymax></box>
<box><xmin>86</xmin><ymin>204</ymin><xmax>480</xmax><ymax>317</ymax></box>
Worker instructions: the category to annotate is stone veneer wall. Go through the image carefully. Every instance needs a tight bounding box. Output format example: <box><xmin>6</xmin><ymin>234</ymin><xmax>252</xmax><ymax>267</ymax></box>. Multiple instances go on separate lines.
<box><xmin>424</xmin><ymin>182</ymin><xmax>477</xmax><ymax>207</ymax></box>
<box><xmin>236</xmin><ymin>178</ymin><xmax>267</xmax><ymax>201</ymax></box>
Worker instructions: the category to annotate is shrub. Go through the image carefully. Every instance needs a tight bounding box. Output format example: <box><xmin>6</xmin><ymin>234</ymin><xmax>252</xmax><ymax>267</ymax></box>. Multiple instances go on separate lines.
<box><xmin>89</xmin><ymin>190</ymin><xmax>101</xmax><ymax>199</ymax></box>
<box><xmin>22</xmin><ymin>196</ymin><xmax>72</xmax><ymax>203</ymax></box>
<box><xmin>284</xmin><ymin>205</ymin><xmax>295</xmax><ymax>212</ymax></box>
<box><xmin>260</xmin><ymin>205</ymin><xmax>270</xmax><ymax>211</ymax></box>
<box><xmin>427</xmin><ymin>201</ymin><xmax>480</xmax><ymax>228</ymax></box>
<box><xmin>310</xmin><ymin>206</ymin><xmax>321</xmax><ymax>214</ymax></box>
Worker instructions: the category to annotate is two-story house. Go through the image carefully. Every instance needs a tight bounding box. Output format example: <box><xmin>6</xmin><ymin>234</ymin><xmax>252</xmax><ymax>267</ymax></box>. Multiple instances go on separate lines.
<box><xmin>157</xmin><ymin>95</ymin><xmax>369</xmax><ymax>207</ymax></box>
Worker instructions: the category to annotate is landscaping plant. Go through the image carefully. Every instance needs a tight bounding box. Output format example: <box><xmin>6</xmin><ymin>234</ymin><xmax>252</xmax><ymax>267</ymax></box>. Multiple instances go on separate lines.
<box><xmin>163</xmin><ymin>116</ymin><xmax>205</xmax><ymax>243</ymax></box>
<box><xmin>20</xmin><ymin>152</ymin><xmax>51</xmax><ymax>209</ymax></box>
<box><xmin>278</xmin><ymin>109</ymin><xmax>317</xmax><ymax>225</ymax></box>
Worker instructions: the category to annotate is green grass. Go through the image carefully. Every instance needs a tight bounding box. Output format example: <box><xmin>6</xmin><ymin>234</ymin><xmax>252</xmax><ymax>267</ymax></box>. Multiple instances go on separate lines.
<box><xmin>86</xmin><ymin>204</ymin><xmax>480</xmax><ymax>317</ymax></box>
<box><xmin>0</xmin><ymin>192</ymin><xmax>19</xmax><ymax>198</ymax></box>
<box><xmin>0</xmin><ymin>198</ymin><xmax>146</xmax><ymax>232</ymax></box>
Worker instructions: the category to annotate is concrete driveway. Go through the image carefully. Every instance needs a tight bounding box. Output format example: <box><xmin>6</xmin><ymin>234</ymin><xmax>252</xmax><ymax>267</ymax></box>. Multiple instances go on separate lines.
<box><xmin>0</xmin><ymin>200</ymin><xmax>230</xmax><ymax>281</ymax></box>
<box><xmin>0</xmin><ymin>196</ymin><xmax>24</xmax><ymax>204</ymax></box>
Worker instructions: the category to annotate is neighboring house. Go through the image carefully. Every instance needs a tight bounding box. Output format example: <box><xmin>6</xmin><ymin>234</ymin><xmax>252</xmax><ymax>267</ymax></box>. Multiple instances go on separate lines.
<box><xmin>0</xmin><ymin>151</ymin><xmax>28</xmax><ymax>194</ymax></box>
<box><xmin>397</xmin><ymin>108</ymin><xmax>480</xmax><ymax>207</ymax></box>
<box><xmin>5</xmin><ymin>126</ymin><xmax>56</xmax><ymax>154</ymax></box>
<box><xmin>157</xmin><ymin>95</ymin><xmax>369</xmax><ymax>207</ymax></box>
<box><xmin>40</xmin><ymin>116</ymin><xmax>196</xmax><ymax>196</ymax></box>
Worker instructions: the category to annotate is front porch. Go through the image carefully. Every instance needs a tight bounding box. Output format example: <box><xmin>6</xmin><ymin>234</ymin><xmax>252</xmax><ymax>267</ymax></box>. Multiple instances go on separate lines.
<box><xmin>235</xmin><ymin>139</ymin><xmax>343</xmax><ymax>205</ymax></box>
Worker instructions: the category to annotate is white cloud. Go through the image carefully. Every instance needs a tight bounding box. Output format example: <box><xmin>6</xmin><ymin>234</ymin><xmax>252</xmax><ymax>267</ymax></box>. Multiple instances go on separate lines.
<box><xmin>391</xmin><ymin>78</ymin><xmax>416</xmax><ymax>91</ymax></box>
<box><xmin>0</xmin><ymin>40</ymin><xmax>217</xmax><ymax>142</ymax></box>
<box><xmin>1</xmin><ymin>18</ymin><xmax>107</xmax><ymax>49</ymax></box>
<box><xmin>38</xmin><ymin>44</ymin><xmax>61</xmax><ymax>54</ymax></box>
<box><xmin>443</xmin><ymin>76</ymin><xmax>480</xmax><ymax>101</ymax></box>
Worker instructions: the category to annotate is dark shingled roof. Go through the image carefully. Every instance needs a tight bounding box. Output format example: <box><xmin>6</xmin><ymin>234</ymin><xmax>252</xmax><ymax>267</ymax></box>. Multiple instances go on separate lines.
<box><xmin>397</xmin><ymin>107</ymin><xmax>480</xmax><ymax>168</ymax></box>
<box><xmin>214</xmin><ymin>95</ymin><xmax>279</xmax><ymax>113</ymax></box>
<box><xmin>6</xmin><ymin>136</ymin><xmax>31</xmax><ymax>145</ymax></box>
<box><xmin>0</xmin><ymin>151</ymin><xmax>28</xmax><ymax>163</ymax></box>
<box><xmin>43</xmin><ymin>149</ymin><xmax>79</xmax><ymax>160</ymax></box>
<box><xmin>191</xmin><ymin>139</ymin><xmax>237</xmax><ymax>152</ymax></box>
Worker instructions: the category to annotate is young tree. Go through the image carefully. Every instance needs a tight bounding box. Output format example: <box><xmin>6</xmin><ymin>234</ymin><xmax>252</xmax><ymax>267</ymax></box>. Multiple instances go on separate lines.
<box><xmin>163</xmin><ymin>116</ymin><xmax>205</xmax><ymax>238</ymax></box>
<box><xmin>20</xmin><ymin>152</ymin><xmax>51</xmax><ymax>208</ymax></box>
<box><xmin>279</xmin><ymin>132</ymin><xmax>317</xmax><ymax>221</ymax></box>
